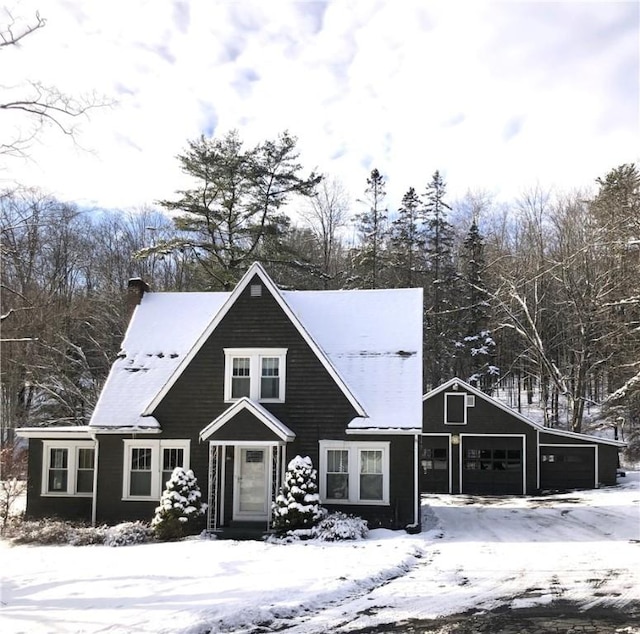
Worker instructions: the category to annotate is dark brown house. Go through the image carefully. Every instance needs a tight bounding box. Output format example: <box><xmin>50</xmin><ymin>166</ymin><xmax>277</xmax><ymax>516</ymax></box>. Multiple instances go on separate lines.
<box><xmin>421</xmin><ymin>378</ymin><xmax>625</xmax><ymax>495</ymax></box>
<box><xmin>18</xmin><ymin>263</ymin><xmax>424</xmax><ymax>534</ymax></box>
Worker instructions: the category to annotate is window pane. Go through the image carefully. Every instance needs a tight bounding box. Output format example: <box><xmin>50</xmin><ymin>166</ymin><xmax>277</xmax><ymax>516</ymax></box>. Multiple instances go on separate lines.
<box><xmin>162</xmin><ymin>448</ymin><xmax>184</xmax><ymax>487</ymax></box>
<box><xmin>360</xmin><ymin>474</ymin><xmax>383</xmax><ymax>500</ymax></box>
<box><xmin>48</xmin><ymin>469</ymin><xmax>68</xmax><ymax>492</ymax></box>
<box><xmin>51</xmin><ymin>448</ymin><xmax>68</xmax><ymax>469</ymax></box>
<box><xmin>76</xmin><ymin>448</ymin><xmax>94</xmax><ymax>493</ymax></box>
<box><xmin>78</xmin><ymin>448</ymin><xmax>94</xmax><ymax>470</ymax></box>
<box><xmin>76</xmin><ymin>470</ymin><xmax>94</xmax><ymax>493</ymax></box>
<box><xmin>360</xmin><ymin>450</ymin><xmax>382</xmax><ymax>474</ymax></box>
<box><xmin>327</xmin><ymin>450</ymin><xmax>348</xmax><ymax>473</ymax></box>
<box><xmin>232</xmin><ymin>357</ymin><xmax>250</xmax><ymax>376</ymax></box>
<box><xmin>260</xmin><ymin>357</ymin><xmax>280</xmax><ymax>399</ymax></box>
<box><xmin>130</xmin><ymin>471</ymin><xmax>152</xmax><ymax>496</ymax></box>
<box><xmin>327</xmin><ymin>473</ymin><xmax>349</xmax><ymax>499</ymax></box>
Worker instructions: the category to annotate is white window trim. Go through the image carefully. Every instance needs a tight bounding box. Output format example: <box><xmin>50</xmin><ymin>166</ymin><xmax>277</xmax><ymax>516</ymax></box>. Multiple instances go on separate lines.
<box><xmin>122</xmin><ymin>439</ymin><xmax>190</xmax><ymax>501</ymax></box>
<box><xmin>319</xmin><ymin>440</ymin><xmax>390</xmax><ymax>505</ymax></box>
<box><xmin>41</xmin><ymin>440</ymin><xmax>96</xmax><ymax>497</ymax></box>
<box><xmin>224</xmin><ymin>348</ymin><xmax>287</xmax><ymax>403</ymax></box>
<box><xmin>444</xmin><ymin>392</ymin><xmax>468</xmax><ymax>425</ymax></box>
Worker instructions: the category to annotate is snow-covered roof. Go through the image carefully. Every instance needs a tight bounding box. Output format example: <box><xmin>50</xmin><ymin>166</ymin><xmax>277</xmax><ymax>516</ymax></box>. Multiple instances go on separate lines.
<box><xmin>89</xmin><ymin>265</ymin><xmax>423</xmax><ymax>432</ymax></box>
<box><xmin>90</xmin><ymin>292</ymin><xmax>228</xmax><ymax>429</ymax></box>
<box><xmin>284</xmin><ymin>289</ymin><xmax>423</xmax><ymax>430</ymax></box>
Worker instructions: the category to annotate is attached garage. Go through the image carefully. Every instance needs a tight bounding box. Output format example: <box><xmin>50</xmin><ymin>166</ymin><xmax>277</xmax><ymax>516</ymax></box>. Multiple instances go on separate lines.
<box><xmin>461</xmin><ymin>435</ymin><xmax>524</xmax><ymax>495</ymax></box>
<box><xmin>423</xmin><ymin>378</ymin><xmax>626</xmax><ymax>496</ymax></box>
<box><xmin>539</xmin><ymin>445</ymin><xmax>596</xmax><ymax>490</ymax></box>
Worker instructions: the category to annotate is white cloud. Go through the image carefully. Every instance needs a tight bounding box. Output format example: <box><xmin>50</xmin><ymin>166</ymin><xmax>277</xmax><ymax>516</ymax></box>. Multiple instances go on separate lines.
<box><xmin>1</xmin><ymin>0</ymin><xmax>637</xmax><ymax>212</ymax></box>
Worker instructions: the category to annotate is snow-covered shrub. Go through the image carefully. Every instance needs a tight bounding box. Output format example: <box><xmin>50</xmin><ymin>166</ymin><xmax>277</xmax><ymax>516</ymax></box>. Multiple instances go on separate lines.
<box><xmin>69</xmin><ymin>525</ymin><xmax>108</xmax><ymax>546</ymax></box>
<box><xmin>152</xmin><ymin>467</ymin><xmax>207</xmax><ymax>541</ymax></box>
<box><xmin>6</xmin><ymin>518</ymin><xmax>74</xmax><ymax>544</ymax></box>
<box><xmin>312</xmin><ymin>512</ymin><xmax>369</xmax><ymax>541</ymax></box>
<box><xmin>105</xmin><ymin>521</ymin><xmax>153</xmax><ymax>547</ymax></box>
<box><xmin>272</xmin><ymin>455</ymin><xmax>325</xmax><ymax>536</ymax></box>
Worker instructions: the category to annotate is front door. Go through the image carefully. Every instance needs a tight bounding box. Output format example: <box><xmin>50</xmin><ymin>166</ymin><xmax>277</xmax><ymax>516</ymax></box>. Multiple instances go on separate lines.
<box><xmin>234</xmin><ymin>447</ymin><xmax>269</xmax><ymax>520</ymax></box>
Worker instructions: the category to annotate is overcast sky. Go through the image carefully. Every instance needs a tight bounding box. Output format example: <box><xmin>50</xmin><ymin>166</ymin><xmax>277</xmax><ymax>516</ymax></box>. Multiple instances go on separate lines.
<box><xmin>2</xmin><ymin>0</ymin><xmax>638</xmax><ymax>213</ymax></box>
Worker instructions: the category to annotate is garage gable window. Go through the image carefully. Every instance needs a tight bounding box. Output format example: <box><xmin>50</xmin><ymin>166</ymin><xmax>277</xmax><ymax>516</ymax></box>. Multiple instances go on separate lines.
<box><xmin>445</xmin><ymin>392</ymin><xmax>468</xmax><ymax>424</ymax></box>
<box><xmin>42</xmin><ymin>441</ymin><xmax>95</xmax><ymax>497</ymax></box>
<box><xmin>320</xmin><ymin>441</ymin><xmax>389</xmax><ymax>505</ymax></box>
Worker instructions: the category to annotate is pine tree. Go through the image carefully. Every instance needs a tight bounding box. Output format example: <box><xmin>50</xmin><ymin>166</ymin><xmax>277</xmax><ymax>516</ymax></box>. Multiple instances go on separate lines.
<box><xmin>459</xmin><ymin>218</ymin><xmax>498</xmax><ymax>392</ymax></box>
<box><xmin>388</xmin><ymin>187</ymin><xmax>426</xmax><ymax>287</ymax></box>
<box><xmin>353</xmin><ymin>168</ymin><xmax>388</xmax><ymax>288</ymax></box>
<box><xmin>272</xmin><ymin>455</ymin><xmax>325</xmax><ymax>536</ymax></box>
<box><xmin>152</xmin><ymin>467</ymin><xmax>207</xmax><ymax>541</ymax></box>
<box><xmin>422</xmin><ymin>171</ymin><xmax>459</xmax><ymax>388</ymax></box>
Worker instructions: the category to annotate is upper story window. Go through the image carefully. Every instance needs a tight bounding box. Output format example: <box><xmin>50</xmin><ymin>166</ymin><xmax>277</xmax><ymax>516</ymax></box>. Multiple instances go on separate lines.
<box><xmin>224</xmin><ymin>348</ymin><xmax>287</xmax><ymax>402</ymax></box>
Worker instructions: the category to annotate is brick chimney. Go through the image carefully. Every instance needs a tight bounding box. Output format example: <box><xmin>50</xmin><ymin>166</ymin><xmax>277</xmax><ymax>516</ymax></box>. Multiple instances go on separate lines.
<box><xmin>127</xmin><ymin>278</ymin><xmax>150</xmax><ymax>321</ymax></box>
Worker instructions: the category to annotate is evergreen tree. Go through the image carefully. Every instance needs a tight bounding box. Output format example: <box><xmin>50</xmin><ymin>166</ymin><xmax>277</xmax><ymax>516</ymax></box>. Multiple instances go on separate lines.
<box><xmin>272</xmin><ymin>455</ymin><xmax>325</xmax><ymax>536</ymax></box>
<box><xmin>388</xmin><ymin>187</ymin><xmax>426</xmax><ymax>287</ymax></box>
<box><xmin>422</xmin><ymin>171</ymin><xmax>459</xmax><ymax>388</ymax></box>
<box><xmin>152</xmin><ymin>467</ymin><xmax>207</xmax><ymax>541</ymax></box>
<box><xmin>353</xmin><ymin>168</ymin><xmax>388</xmax><ymax>288</ymax></box>
<box><xmin>458</xmin><ymin>218</ymin><xmax>498</xmax><ymax>391</ymax></box>
<box><xmin>144</xmin><ymin>130</ymin><xmax>321</xmax><ymax>290</ymax></box>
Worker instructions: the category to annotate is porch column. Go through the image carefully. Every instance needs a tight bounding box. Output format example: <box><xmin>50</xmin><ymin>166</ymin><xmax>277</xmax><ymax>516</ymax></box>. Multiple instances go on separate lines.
<box><xmin>207</xmin><ymin>443</ymin><xmax>219</xmax><ymax>532</ymax></box>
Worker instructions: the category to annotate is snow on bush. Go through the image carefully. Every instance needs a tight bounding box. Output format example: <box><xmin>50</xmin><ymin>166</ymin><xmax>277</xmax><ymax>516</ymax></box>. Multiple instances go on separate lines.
<box><xmin>312</xmin><ymin>512</ymin><xmax>368</xmax><ymax>541</ymax></box>
<box><xmin>104</xmin><ymin>521</ymin><xmax>154</xmax><ymax>547</ymax></box>
<box><xmin>272</xmin><ymin>455</ymin><xmax>325</xmax><ymax>536</ymax></box>
<box><xmin>152</xmin><ymin>467</ymin><xmax>207</xmax><ymax>541</ymax></box>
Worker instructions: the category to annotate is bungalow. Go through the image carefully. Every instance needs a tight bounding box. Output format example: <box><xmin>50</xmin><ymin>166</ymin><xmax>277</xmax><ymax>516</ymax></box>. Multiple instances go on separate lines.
<box><xmin>421</xmin><ymin>378</ymin><xmax>626</xmax><ymax>495</ymax></box>
<box><xmin>18</xmin><ymin>263</ymin><xmax>424</xmax><ymax>534</ymax></box>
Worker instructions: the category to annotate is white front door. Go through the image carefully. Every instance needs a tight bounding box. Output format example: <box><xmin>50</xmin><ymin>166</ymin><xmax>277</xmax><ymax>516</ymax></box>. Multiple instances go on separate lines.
<box><xmin>234</xmin><ymin>447</ymin><xmax>269</xmax><ymax>520</ymax></box>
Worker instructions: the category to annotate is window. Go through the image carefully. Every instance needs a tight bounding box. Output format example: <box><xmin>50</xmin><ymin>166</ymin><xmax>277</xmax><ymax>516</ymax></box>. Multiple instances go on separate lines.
<box><xmin>42</xmin><ymin>441</ymin><xmax>95</xmax><ymax>496</ymax></box>
<box><xmin>445</xmin><ymin>392</ymin><xmax>467</xmax><ymax>424</ymax></box>
<box><xmin>320</xmin><ymin>441</ymin><xmax>389</xmax><ymax>505</ymax></box>
<box><xmin>464</xmin><ymin>447</ymin><xmax>521</xmax><ymax>471</ymax></box>
<box><xmin>123</xmin><ymin>440</ymin><xmax>190</xmax><ymax>500</ymax></box>
<box><xmin>421</xmin><ymin>447</ymin><xmax>448</xmax><ymax>471</ymax></box>
<box><xmin>224</xmin><ymin>348</ymin><xmax>287</xmax><ymax>402</ymax></box>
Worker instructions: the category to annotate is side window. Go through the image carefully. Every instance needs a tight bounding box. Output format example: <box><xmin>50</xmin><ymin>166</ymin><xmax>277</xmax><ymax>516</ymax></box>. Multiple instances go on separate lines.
<box><xmin>42</xmin><ymin>442</ymin><xmax>95</xmax><ymax>496</ymax></box>
<box><xmin>320</xmin><ymin>442</ymin><xmax>389</xmax><ymax>504</ymax></box>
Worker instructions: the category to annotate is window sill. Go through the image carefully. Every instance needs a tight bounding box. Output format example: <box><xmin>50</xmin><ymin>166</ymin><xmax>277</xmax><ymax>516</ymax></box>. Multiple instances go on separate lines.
<box><xmin>324</xmin><ymin>499</ymin><xmax>389</xmax><ymax>506</ymax></box>
<box><xmin>42</xmin><ymin>492</ymin><xmax>93</xmax><ymax>498</ymax></box>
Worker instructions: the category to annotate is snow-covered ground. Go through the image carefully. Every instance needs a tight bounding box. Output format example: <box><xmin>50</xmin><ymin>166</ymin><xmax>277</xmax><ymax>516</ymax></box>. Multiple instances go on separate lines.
<box><xmin>1</xmin><ymin>473</ymin><xmax>639</xmax><ymax>634</ymax></box>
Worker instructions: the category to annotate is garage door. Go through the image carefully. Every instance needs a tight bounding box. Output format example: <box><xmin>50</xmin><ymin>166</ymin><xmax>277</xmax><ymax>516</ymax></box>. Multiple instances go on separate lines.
<box><xmin>461</xmin><ymin>436</ymin><xmax>524</xmax><ymax>495</ymax></box>
<box><xmin>420</xmin><ymin>437</ymin><xmax>449</xmax><ymax>493</ymax></box>
<box><xmin>539</xmin><ymin>446</ymin><xmax>595</xmax><ymax>490</ymax></box>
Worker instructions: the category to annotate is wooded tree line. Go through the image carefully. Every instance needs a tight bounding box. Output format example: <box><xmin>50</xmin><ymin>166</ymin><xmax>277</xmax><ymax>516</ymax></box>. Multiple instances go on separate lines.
<box><xmin>1</xmin><ymin>130</ymin><xmax>638</xmax><ymax>457</ymax></box>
